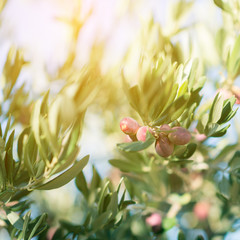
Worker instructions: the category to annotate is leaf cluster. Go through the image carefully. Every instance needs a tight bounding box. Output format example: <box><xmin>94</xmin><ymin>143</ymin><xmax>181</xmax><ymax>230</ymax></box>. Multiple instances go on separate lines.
<box><xmin>0</xmin><ymin>200</ymin><xmax>48</xmax><ymax>240</ymax></box>
<box><xmin>196</xmin><ymin>93</ymin><xmax>237</xmax><ymax>137</ymax></box>
<box><xmin>52</xmin><ymin>167</ymin><xmax>135</xmax><ymax>239</ymax></box>
<box><xmin>122</xmin><ymin>57</ymin><xmax>204</xmax><ymax>128</ymax></box>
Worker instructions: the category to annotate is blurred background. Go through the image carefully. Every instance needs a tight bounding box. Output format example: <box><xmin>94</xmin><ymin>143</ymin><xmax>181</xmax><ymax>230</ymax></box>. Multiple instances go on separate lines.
<box><xmin>0</xmin><ymin>0</ymin><xmax>223</xmax><ymax>174</ymax></box>
<box><xmin>0</xmin><ymin>0</ymin><xmax>240</xmax><ymax>239</ymax></box>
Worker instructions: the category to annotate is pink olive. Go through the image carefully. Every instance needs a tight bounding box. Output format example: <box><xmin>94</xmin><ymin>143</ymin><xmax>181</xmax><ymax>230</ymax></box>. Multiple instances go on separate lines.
<box><xmin>159</xmin><ymin>124</ymin><xmax>171</xmax><ymax>135</ymax></box>
<box><xmin>120</xmin><ymin>117</ymin><xmax>140</xmax><ymax>135</ymax></box>
<box><xmin>194</xmin><ymin>201</ymin><xmax>210</xmax><ymax>220</ymax></box>
<box><xmin>168</xmin><ymin>127</ymin><xmax>191</xmax><ymax>145</ymax></box>
<box><xmin>231</xmin><ymin>86</ymin><xmax>240</xmax><ymax>104</ymax></box>
<box><xmin>136</xmin><ymin>126</ymin><xmax>148</xmax><ymax>142</ymax></box>
<box><xmin>146</xmin><ymin>213</ymin><xmax>162</xmax><ymax>227</ymax></box>
<box><xmin>155</xmin><ymin>135</ymin><xmax>174</xmax><ymax>157</ymax></box>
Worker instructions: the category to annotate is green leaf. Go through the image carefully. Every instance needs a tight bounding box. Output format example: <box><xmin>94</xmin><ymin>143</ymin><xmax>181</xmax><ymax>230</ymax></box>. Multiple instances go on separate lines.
<box><xmin>92</xmin><ymin>210</ymin><xmax>112</xmax><ymax>231</ymax></box>
<box><xmin>0</xmin><ymin>162</ymin><xmax>5</xmax><ymax>189</ymax></box>
<box><xmin>208</xmin><ymin>93</ymin><xmax>224</xmax><ymax>124</ymax></box>
<box><xmin>218</xmin><ymin>96</ymin><xmax>237</xmax><ymax>124</ymax></box>
<box><xmin>27</xmin><ymin>133</ymin><xmax>38</xmax><ymax>165</ymax></box>
<box><xmin>90</xmin><ymin>166</ymin><xmax>101</xmax><ymax>191</ymax></box>
<box><xmin>0</xmin><ymin>190</ymin><xmax>15</xmax><ymax>202</ymax></box>
<box><xmin>27</xmin><ymin>213</ymin><xmax>48</xmax><ymax>240</ymax></box>
<box><xmin>216</xmin><ymin>28</ymin><xmax>226</xmax><ymax>58</ymax></box>
<box><xmin>52</xmin><ymin>147</ymin><xmax>80</xmax><ymax>175</ymax></box>
<box><xmin>39</xmin><ymin>117</ymin><xmax>59</xmax><ymax>156</ymax></box>
<box><xmin>40</xmin><ymin>91</ymin><xmax>50</xmax><ymax>115</ymax></box>
<box><xmin>151</xmin><ymin>94</ymin><xmax>190</xmax><ymax>126</ymax></box>
<box><xmin>220</xmin><ymin>107</ymin><xmax>238</xmax><ymax>124</ymax></box>
<box><xmin>178</xmin><ymin>102</ymin><xmax>197</xmax><ymax>124</ymax></box>
<box><xmin>213</xmin><ymin>0</ymin><xmax>232</xmax><ymax>13</ymax></box>
<box><xmin>75</xmin><ymin>171</ymin><xmax>89</xmax><ymax>199</ymax></box>
<box><xmin>117</xmin><ymin>177</ymin><xmax>124</xmax><ymax>194</ymax></box>
<box><xmin>31</xmin><ymin>99</ymin><xmax>49</xmax><ymax>162</ymax></box>
<box><xmin>56</xmin><ymin>117</ymin><xmax>83</xmax><ymax>168</ymax></box>
<box><xmin>109</xmin><ymin>159</ymin><xmax>149</xmax><ymax>173</ymax></box>
<box><xmin>128</xmin><ymin>85</ymin><xmax>144</xmax><ymax>119</ymax></box>
<box><xmin>178</xmin><ymin>231</ymin><xmax>186</xmax><ymax>240</ymax></box>
<box><xmin>218</xmin><ymin>174</ymin><xmax>231</xmax><ymax>199</ymax></box>
<box><xmin>175</xmin><ymin>143</ymin><xmax>197</xmax><ymax>159</ymax></box>
<box><xmin>5</xmin><ymin>208</ymin><xmax>24</xmax><ymax>230</ymax></box>
<box><xmin>228</xmin><ymin>35</ymin><xmax>240</xmax><ymax>77</ymax></box>
<box><xmin>119</xmin><ymin>188</ymin><xmax>126</xmax><ymax>209</ymax></box>
<box><xmin>59</xmin><ymin>220</ymin><xmax>85</xmax><ymax>234</ymax></box>
<box><xmin>35</xmin><ymin>160</ymin><xmax>45</xmax><ymax>178</ymax></box>
<box><xmin>205</xmin><ymin>123</ymin><xmax>219</xmax><ymax>136</ymax></box>
<box><xmin>51</xmin><ymin>228</ymin><xmax>64</xmax><ymax>240</ymax></box>
<box><xmin>5</xmin><ymin>130</ymin><xmax>15</xmax><ymax>152</ymax></box>
<box><xmin>187</xmin><ymin>59</ymin><xmax>199</xmax><ymax>90</ymax></box>
<box><xmin>5</xmin><ymin>148</ymin><xmax>14</xmax><ymax>184</ymax></box>
<box><xmin>31</xmin><ymin>100</ymin><xmax>41</xmax><ymax>144</ymax></box>
<box><xmin>117</xmin><ymin>131</ymin><xmax>155</xmax><ymax>152</ymax></box>
<box><xmin>120</xmin><ymin>200</ymin><xmax>135</xmax><ymax>210</ymax></box>
<box><xmin>0</xmin><ymin>0</ymin><xmax>7</xmax><ymax>13</ymax></box>
<box><xmin>17</xmin><ymin>127</ymin><xmax>30</xmax><ymax>161</ymax></box>
<box><xmin>210</xmin><ymin>124</ymin><xmax>230</xmax><ymax>137</ymax></box>
<box><xmin>149</xmin><ymin>76</ymin><xmax>177</xmax><ymax>121</ymax></box>
<box><xmin>21</xmin><ymin>211</ymin><xmax>31</xmax><ymax>240</ymax></box>
<box><xmin>177</xmin><ymin>80</ymin><xmax>189</xmax><ymax>98</ymax></box>
<box><xmin>215</xmin><ymin>144</ymin><xmax>238</xmax><ymax>163</ymax></box>
<box><xmin>229</xmin><ymin>151</ymin><xmax>240</xmax><ymax>171</ymax></box>
<box><xmin>0</xmin><ymin>151</ymin><xmax>7</xmax><ymax>183</ymax></box>
<box><xmin>8</xmin><ymin>201</ymin><xmax>29</xmax><ymax>212</ymax></box>
<box><xmin>107</xmin><ymin>192</ymin><xmax>118</xmax><ymax>220</ymax></box>
<box><xmin>3</xmin><ymin>116</ymin><xmax>12</xmax><ymax>141</ymax></box>
<box><xmin>168</xmin><ymin>159</ymin><xmax>193</xmax><ymax>167</ymax></box>
<box><xmin>195</xmin><ymin>235</ymin><xmax>204</xmax><ymax>240</ymax></box>
<box><xmin>196</xmin><ymin>113</ymin><xmax>208</xmax><ymax>133</ymax></box>
<box><xmin>172</xmin><ymin>0</ymin><xmax>193</xmax><ymax>22</ymax></box>
<box><xmin>0</xmin><ymin>137</ymin><xmax>4</xmax><ymax>153</ymax></box>
<box><xmin>48</xmin><ymin>98</ymin><xmax>60</xmax><ymax>136</ymax></box>
<box><xmin>23</xmin><ymin>135</ymin><xmax>35</xmax><ymax>177</ymax></box>
<box><xmin>119</xmin><ymin>151</ymin><xmax>146</xmax><ymax>164</ymax></box>
<box><xmin>65</xmin><ymin>117</ymin><xmax>82</xmax><ymax>157</ymax></box>
<box><xmin>36</xmin><ymin>155</ymin><xmax>89</xmax><ymax>190</ymax></box>
<box><xmin>98</xmin><ymin>181</ymin><xmax>110</xmax><ymax>213</ymax></box>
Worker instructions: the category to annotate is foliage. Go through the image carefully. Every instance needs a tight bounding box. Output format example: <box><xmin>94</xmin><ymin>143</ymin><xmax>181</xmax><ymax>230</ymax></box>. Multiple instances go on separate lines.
<box><xmin>0</xmin><ymin>0</ymin><xmax>240</xmax><ymax>240</ymax></box>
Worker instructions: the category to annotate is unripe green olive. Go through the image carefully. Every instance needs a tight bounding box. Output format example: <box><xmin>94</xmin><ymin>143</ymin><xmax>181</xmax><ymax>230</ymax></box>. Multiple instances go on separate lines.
<box><xmin>155</xmin><ymin>135</ymin><xmax>174</xmax><ymax>157</ymax></box>
<box><xmin>168</xmin><ymin>127</ymin><xmax>191</xmax><ymax>145</ymax></box>
<box><xmin>120</xmin><ymin>117</ymin><xmax>140</xmax><ymax>135</ymax></box>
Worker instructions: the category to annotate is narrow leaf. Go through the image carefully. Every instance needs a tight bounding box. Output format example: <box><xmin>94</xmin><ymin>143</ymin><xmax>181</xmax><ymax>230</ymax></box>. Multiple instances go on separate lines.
<box><xmin>27</xmin><ymin>213</ymin><xmax>48</xmax><ymax>240</ymax></box>
<box><xmin>208</xmin><ymin>93</ymin><xmax>224</xmax><ymax>123</ymax></box>
<box><xmin>3</xmin><ymin>116</ymin><xmax>12</xmax><ymax>141</ymax></box>
<box><xmin>214</xmin><ymin>0</ymin><xmax>232</xmax><ymax>13</ymax></box>
<box><xmin>21</xmin><ymin>211</ymin><xmax>31</xmax><ymax>240</ymax></box>
<box><xmin>75</xmin><ymin>171</ymin><xmax>89</xmax><ymax>199</ymax></box>
<box><xmin>152</xmin><ymin>94</ymin><xmax>190</xmax><ymax>126</ymax></box>
<box><xmin>117</xmin><ymin>131</ymin><xmax>155</xmax><ymax>152</ymax></box>
<box><xmin>36</xmin><ymin>155</ymin><xmax>89</xmax><ymax>190</ymax></box>
<box><xmin>5</xmin><ymin>208</ymin><xmax>24</xmax><ymax>230</ymax></box>
<box><xmin>228</xmin><ymin>35</ymin><xmax>240</xmax><ymax>76</ymax></box>
<box><xmin>175</xmin><ymin>143</ymin><xmax>197</xmax><ymax>159</ymax></box>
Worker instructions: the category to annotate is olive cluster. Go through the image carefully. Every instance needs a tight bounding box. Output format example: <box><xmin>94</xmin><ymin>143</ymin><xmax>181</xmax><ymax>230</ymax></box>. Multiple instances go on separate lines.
<box><xmin>120</xmin><ymin>117</ymin><xmax>191</xmax><ymax>157</ymax></box>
